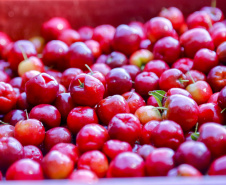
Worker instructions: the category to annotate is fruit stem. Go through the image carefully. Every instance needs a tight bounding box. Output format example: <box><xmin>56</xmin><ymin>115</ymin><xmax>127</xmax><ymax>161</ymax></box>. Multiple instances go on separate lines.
<box><xmin>0</xmin><ymin>120</ymin><xmax>8</xmax><ymax>125</ymax></box>
<box><xmin>78</xmin><ymin>79</ymin><xmax>84</xmax><ymax>88</ymax></box>
<box><xmin>18</xmin><ymin>44</ymin><xmax>28</xmax><ymax>60</ymax></box>
<box><xmin>24</xmin><ymin>109</ymin><xmax>29</xmax><ymax>120</ymax></box>
<box><xmin>154</xmin><ymin>91</ymin><xmax>167</xmax><ymax>98</ymax></box>
<box><xmin>194</xmin><ymin>122</ymin><xmax>199</xmax><ymax>133</ymax></box>
<box><xmin>85</xmin><ymin>64</ymin><xmax>93</xmax><ymax>75</ymax></box>
<box><xmin>187</xmin><ymin>71</ymin><xmax>195</xmax><ymax>84</ymax></box>
<box><xmin>127</xmin><ymin>89</ymin><xmax>135</xmax><ymax>102</ymax></box>
<box><xmin>155</xmin><ymin>107</ymin><xmax>168</xmax><ymax>110</ymax></box>
<box><xmin>221</xmin><ymin>108</ymin><xmax>226</xmax><ymax>114</ymax></box>
<box><xmin>211</xmin><ymin>0</ymin><xmax>217</xmax><ymax>8</ymax></box>
<box><xmin>179</xmin><ymin>79</ymin><xmax>189</xmax><ymax>83</ymax></box>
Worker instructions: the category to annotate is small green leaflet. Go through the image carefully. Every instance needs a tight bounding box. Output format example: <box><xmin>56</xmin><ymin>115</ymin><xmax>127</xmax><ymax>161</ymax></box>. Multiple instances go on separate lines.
<box><xmin>148</xmin><ymin>90</ymin><xmax>166</xmax><ymax>107</ymax></box>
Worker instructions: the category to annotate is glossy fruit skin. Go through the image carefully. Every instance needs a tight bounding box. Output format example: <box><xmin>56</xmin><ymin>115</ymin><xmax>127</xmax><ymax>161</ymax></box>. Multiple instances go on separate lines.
<box><xmin>29</xmin><ymin>104</ymin><xmax>61</xmax><ymax>129</ymax></box>
<box><xmin>8</xmin><ymin>40</ymin><xmax>37</xmax><ymax>72</ymax></box>
<box><xmin>41</xmin><ymin>17</ymin><xmax>71</xmax><ymax>41</ymax></box>
<box><xmin>107</xmin><ymin>152</ymin><xmax>145</xmax><ymax>177</ymax></box>
<box><xmin>112</xmin><ymin>24</ymin><xmax>141</xmax><ymax>56</ymax></box>
<box><xmin>69</xmin><ymin>169</ymin><xmax>98</xmax><ymax>182</ymax></box>
<box><xmin>42</xmin><ymin>150</ymin><xmax>74</xmax><ymax>179</ymax></box>
<box><xmin>0</xmin><ymin>137</ymin><xmax>24</xmax><ymax>173</ymax></box>
<box><xmin>193</xmin><ymin>49</ymin><xmax>218</xmax><ymax>74</ymax></box>
<box><xmin>76</xmin><ymin>123</ymin><xmax>109</xmax><ymax>153</ymax></box>
<box><xmin>198</xmin><ymin>122</ymin><xmax>226</xmax><ymax>159</ymax></box>
<box><xmin>201</xmin><ymin>6</ymin><xmax>224</xmax><ymax>23</ymax></box>
<box><xmin>0</xmin><ymin>82</ymin><xmax>17</xmax><ymax>114</ymax></box>
<box><xmin>211</xmin><ymin>28</ymin><xmax>226</xmax><ymax>48</ymax></box>
<box><xmin>0</xmin><ymin>124</ymin><xmax>15</xmax><ymax>138</ymax></box>
<box><xmin>208</xmin><ymin>92</ymin><xmax>219</xmax><ymax>104</ymax></box>
<box><xmin>151</xmin><ymin>120</ymin><xmax>184</xmax><ymax>150</ymax></box>
<box><xmin>3</xmin><ymin>109</ymin><xmax>26</xmax><ymax>126</ymax></box>
<box><xmin>6</xmin><ymin>159</ymin><xmax>44</xmax><ymax>180</ymax></box>
<box><xmin>134</xmin><ymin>71</ymin><xmax>159</xmax><ymax>98</ymax></box>
<box><xmin>121</xmin><ymin>65</ymin><xmax>141</xmax><ymax>81</ymax></box>
<box><xmin>92</xmin><ymin>24</ymin><xmax>115</xmax><ymax>54</ymax></box>
<box><xmin>122</xmin><ymin>91</ymin><xmax>145</xmax><ymax>114</ymax></box>
<box><xmin>78</xmin><ymin>26</ymin><xmax>93</xmax><ymax>41</ymax></box>
<box><xmin>44</xmin><ymin>127</ymin><xmax>72</xmax><ymax>152</ymax></box>
<box><xmin>14</xmin><ymin>119</ymin><xmax>45</xmax><ymax>146</ymax></box>
<box><xmin>102</xmin><ymin>140</ymin><xmax>132</xmax><ymax>160</ymax></box>
<box><xmin>208</xmin><ymin>156</ymin><xmax>226</xmax><ymax>175</ymax></box>
<box><xmin>217</xmin><ymin>42</ymin><xmax>226</xmax><ymax>64</ymax></box>
<box><xmin>145</xmin><ymin>17</ymin><xmax>175</xmax><ymax>43</ymax></box>
<box><xmin>143</xmin><ymin>60</ymin><xmax>170</xmax><ymax>77</ymax></box>
<box><xmin>180</xmin><ymin>28</ymin><xmax>214</xmax><ymax>58</ymax></box>
<box><xmin>24</xmin><ymin>145</ymin><xmax>43</xmax><ymax>163</ymax></box>
<box><xmin>207</xmin><ymin>65</ymin><xmax>226</xmax><ymax>92</ymax></box>
<box><xmin>145</xmin><ymin>148</ymin><xmax>175</xmax><ymax>176</ymax></box>
<box><xmin>58</xmin><ymin>29</ymin><xmax>81</xmax><ymax>46</ymax></box>
<box><xmin>54</xmin><ymin>93</ymin><xmax>75</xmax><ymax>121</ymax></box>
<box><xmin>105</xmin><ymin>68</ymin><xmax>132</xmax><ymax>96</ymax></box>
<box><xmin>0</xmin><ymin>32</ymin><xmax>11</xmax><ymax>58</ymax></box>
<box><xmin>198</xmin><ymin>103</ymin><xmax>224</xmax><ymax>125</ymax></box>
<box><xmin>42</xmin><ymin>40</ymin><xmax>69</xmax><ymax>70</ymax></box>
<box><xmin>68</xmin><ymin>42</ymin><xmax>94</xmax><ymax>71</ymax></box>
<box><xmin>25</xmin><ymin>73</ymin><xmax>59</xmax><ymax>105</ymax></box>
<box><xmin>153</xmin><ymin>36</ymin><xmax>180</xmax><ymax>65</ymax></box>
<box><xmin>50</xmin><ymin>143</ymin><xmax>80</xmax><ymax>165</ymax></box>
<box><xmin>129</xmin><ymin>49</ymin><xmax>153</xmax><ymax>68</ymax></box>
<box><xmin>185</xmin><ymin>70</ymin><xmax>206</xmax><ymax>85</ymax></box>
<box><xmin>218</xmin><ymin>86</ymin><xmax>226</xmax><ymax>109</ymax></box>
<box><xmin>162</xmin><ymin>94</ymin><xmax>199</xmax><ymax>132</ymax></box>
<box><xmin>106</xmin><ymin>51</ymin><xmax>128</xmax><ymax>68</ymax></box>
<box><xmin>159</xmin><ymin>7</ymin><xmax>184</xmax><ymax>32</ymax></box>
<box><xmin>159</xmin><ymin>68</ymin><xmax>188</xmax><ymax>92</ymax></box>
<box><xmin>172</xmin><ymin>58</ymin><xmax>194</xmax><ymax>74</ymax></box>
<box><xmin>21</xmin><ymin>70</ymin><xmax>41</xmax><ymax>92</ymax></box>
<box><xmin>167</xmin><ymin>164</ymin><xmax>202</xmax><ymax>177</ymax></box>
<box><xmin>69</xmin><ymin>73</ymin><xmax>104</xmax><ymax>107</ymax></box>
<box><xmin>84</xmin><ymin>40</ymin><xmax>101</xmax><ymax>58</ymax></box>
<box><xmin>108</xmin><ymin>113</ymin><xmax>141</xmax><ymax>145</ymax></box>
<box><xmin>186</xmin><ymin>81</ymin><xmax>213</xmax><ymax>105</ymax></box>
<box><xmin>137</xmin><ymin>144</ymin><xmax>155</xmax><ymax>160</ymax></box>
<box><xmin>174</xmin><ymin>140</ymin><xmax>211</xmax><ymax>172</ymax></box>
<box><xmin>96</xmin><ymin>95</ymin><xmax>130</xmax><ymax>125</ymax></box>
<box><xmin>77</xmin><ymin>150</ymin><xmax>108</xmax><ymax>178</ymax></box>
<box><xmin>91</xmin><ymin>63</ymin><xmax>111</xmax><ymax>77</ymax></box>
<box><xmin>67</xmin><ymin>106</ymin><xmax>98</xmax><ymax>134</ymax></box>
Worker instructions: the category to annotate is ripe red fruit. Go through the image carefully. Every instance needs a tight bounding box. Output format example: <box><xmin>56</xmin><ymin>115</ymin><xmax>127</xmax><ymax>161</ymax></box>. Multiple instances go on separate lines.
<box><xmin>108</xmin><ymin>113</ymin><xmax>142</xmax><ymax>145</ymax></box>
<box><xmin>6</xmin><ymin>159</ymin><xmax>44</xmax><ymax>180</ymax></box>
<box><xmin>137</xmin><ymin>144</ymin><xmax>155</xmax><ymax>160</ymax></box>
<box><xmin>121</xmin><ymin>65</ymin><xmax>141</xmax><ymax>81</ymax></box>
<box><xmin>50</xmin><ymin>143</ymin><xmax>80</xmax><ymax>165</ymax></box>
<box><xmin>77</xmin><ymin>150</ymin><xmax>108</xmax><ymax>178</ymax></box>
<box><xmin>76</xmin><ymin>123</ymin><xmax>109</xmax><ymax>153</ymax></box>
<box><xmin>208</xmin><ymin>156</ymin><xmax>226</xmax><ymax>175</ymax></box>
<box><xmin>42</xmin><ymin>150</ymin><xmax>74</xmax><ymax>179</ymax></box>
<box><xmin>84</xmin><ymin>40</ymin><xmax>101</xmax><ymax>58</ymax></box>
<box><xmin>198</xmin><ymin>122</ymin><xmax>226</xmax><ymax>158</ymax></box>
<box><xmin>69</xmin><ymin>73</ymin><xmax>105</xmax><ymax>107</ymax></box>
<box><xmin>77</xmin><ymin>26</ymin><xmax>93</xmax><ymax>41</ymax></box>
<box><xmin>3</xmin><ymin>109</ymin><xmax>26</xmax><ymax>126</ymax></box>
<box><xmin>67</xmin><ymin>106</ymin><xmax>98</xmax><ymax>134</ymax></box>
<box><xmin>0</xmin><ymin>82</ymin><xmax>17</xmax><ymax>114</ymax></box>
<box><xmin>112</xmin><ymin>24</ymin><xmax>141</xmax><ymax>56</ymax></box>
<box><xmin>24</xmin><ymin>145</ymin><xmax>43</xmax><ymax>163</ymax></box>
<box><xmin>102</xmin><ymin>140</ymin><xmax>132</xmax><ymax>160</ymax></box>
<box><xmin>69</xmin><ymin>169</ymin><xmax>98</xmax><ymax>182</ymax></box>
<box><xmin>25</xmin><ymin>73</ymin><xmax>59</xmax><ymax>105</ymax></box>
<box><xmin>44</xmin><ymin>127</ymin><xmax>72</xmax><ymax>152</ymax></box>
<box><xmin>0</xmin><ymin>137</ymin><xmax>24</xmax><ymax>172</ymax></box>
<box><xmin>105</xmin><ymin>68</ymin><xmax>132</xmax><ymax>96</ymax></box>
<box><xmin>58</xmin><ymin>29</ymin><xmax>81</xmax><ymax>46</ymax></box>
<box><xmin>0</xmin><ymin>32</ymin><xmax>11</xmax><ymax>58</ymax></box>
<box><xmin>90</xmin><ymin>63</ymin><xmax>111</xmax><ymax>77</ymax></box>
<box><xmin>201</xmin><ymin>6</ymin><xmax>224</xmax><ymax>23</ymax></box>
<box><xmin>145</xmin><ymin>17</ymin><xmax>175</xmax><ymax>43</ymax></box>
<box><xmin>153</xmin><ymin>36</ymin><xmax>181</xmax><ymax>65</ymax></box>
<box><xmin>107</xmin><ymin>152</ymin><xmax>145</xmax><ymax>177</ymax></box>
<box><xmin>185</xmin><ymin>70</ymin><xmax>206</xmax><ymax>85</ymax></box>
<box><xmin>41</xmin><ymin>17</ymin><xmax>71</xmax><ymax>41</ymax></box>
<box><xmin>14</xmin><ymin>119</ymin><xmax>45</xmax><ymax>146</ymax></box>
<box><xmin>0</xmin><ymin>124</ymin><xmax>15</xmax><ymax>138</ymax></box>
<box><xmin>96</xmin><ymin>95</ymin><xmax>130</xmax><ymax>125</ymax></box>
<box><xmin>218</xmin><ymin>86</ymin><xmax>226</xmax><ymax>110</ymax></box>
<box><xmin>167</xmin><ymin>164</ymin><xmax>202</xmax><ymax>177</ymax></box>
<box><xmin>106</xmin><ymin>51</ymin><xmax>128</xmax><ymax>68</ymax></box>
<box><xmin>68</xmin><ymin>42</ymin><xmax>94</xmax><ymax>71</ymax></box>
<box><xmin>145</xmin><ymin>148</ymin><xmax>175</xmax><ymax>176</ymax></box>
<box><xmin>162</xmin><ymin>94</ymin><xmax>199</xmax><ymax>132</ymax></box>
<box><xmin>172</xmin><ymin>58</ymin><xmax>194</xmax><ymax>74</ymax></box>
<box><xmin>180</xmin><ymin>28</ymin><xmax>214</xmax><ymax>58</ymax></box>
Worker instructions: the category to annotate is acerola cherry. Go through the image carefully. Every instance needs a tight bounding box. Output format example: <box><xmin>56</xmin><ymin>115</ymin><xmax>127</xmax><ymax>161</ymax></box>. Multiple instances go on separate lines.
<box><xmin>106</xmin><ymin>51</ymin><xmax>128</xmax><ymax>68</ymax></box>
<box><xmin>76</xmin><ymin>123</ymin><xmax>109</xmax><ymax>153</ymax></box>
<box><xmin>25</xmin><ymin>73</ymin><xmax>59</xmax><ymax>105</ymax></box>
<box><xmin>172</xmin><ymin>58</ymin><xmax>194</xmax><ymax>74</ymax></box>
<box><xmin>6</xmin><ymin>159</ymin><xmax>44</xmax><ymax>180</ymax></box>
<box><xmin>107</xmin><ymin>152</ymin><xmax>145</xmax><ymax>177</ymax></box>
<box><xmin>14</xmin><ymin>119</ymin><xmax>45</xmax><ymax>146</ymax></box>
<box><xmin>58</xmin><ymin>29</ymin><xmax>81</xmax><ymax>46</ymax></box>
<box><xmin>0</xmin><ymin>124</ymin><xmax>14</xmax><ymax>138</ymax></box>
<box><xmin>185</xmin><ymin>70</ymin><xmax>206</xmax><ymax>85</ymax></box>
<box><xmin>69</xmin><ymin>169</ymin><xmax>98</xmax><ymax>182</ymax></box>
<box><xmin>24</xmin><ymin>145</ymin><xmax>43</xmax><ymax>163</ymax></box>
<box><xmin>218</xmin><ymin>86</ymin><xmax>226</xmax><ymax>110</ymax></box>
<box><xmin>136</xmin><ymin>144</ymin><xmax>155</xmax><ymax>160</ymax></box>
<box><xmin>42</xmin><ymin>150</ymin><xmax>74</xmax><ymax>179</ymax></box>
<box><xmin>3</xmin><ymin>109</ymin><xmax>26</xmax><ymax>126</ymax></box>
<box><xmin>167</xmin><ymin>164</ymin><xmax>202</xmax><ymax>177</ymax></box>
<box><xmin>208</xmin><ymin>156</ymin><xmax>226</xmax><ymax>175</ymax></box>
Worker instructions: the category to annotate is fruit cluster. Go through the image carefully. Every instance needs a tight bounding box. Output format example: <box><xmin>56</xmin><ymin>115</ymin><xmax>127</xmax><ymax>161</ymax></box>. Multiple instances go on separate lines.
<box><xmin>0</xmin><ymin>4</ymin><xmax>226</xmax><ymax>181</ymax></box>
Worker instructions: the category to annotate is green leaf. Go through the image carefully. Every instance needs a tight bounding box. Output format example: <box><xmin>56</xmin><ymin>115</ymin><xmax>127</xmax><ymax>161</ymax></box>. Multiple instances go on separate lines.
<box><xmin>148</xmin><ymin>90</ymin><xmax>166</xmax><ymax>107</ymax></box>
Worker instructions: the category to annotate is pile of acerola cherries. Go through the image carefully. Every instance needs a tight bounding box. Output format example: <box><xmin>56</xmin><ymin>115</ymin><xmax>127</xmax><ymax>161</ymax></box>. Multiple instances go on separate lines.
<box><xmin>0</xmin><ymin>4</ymin><xmax>226</xmax><ymax>181</ymax></box>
